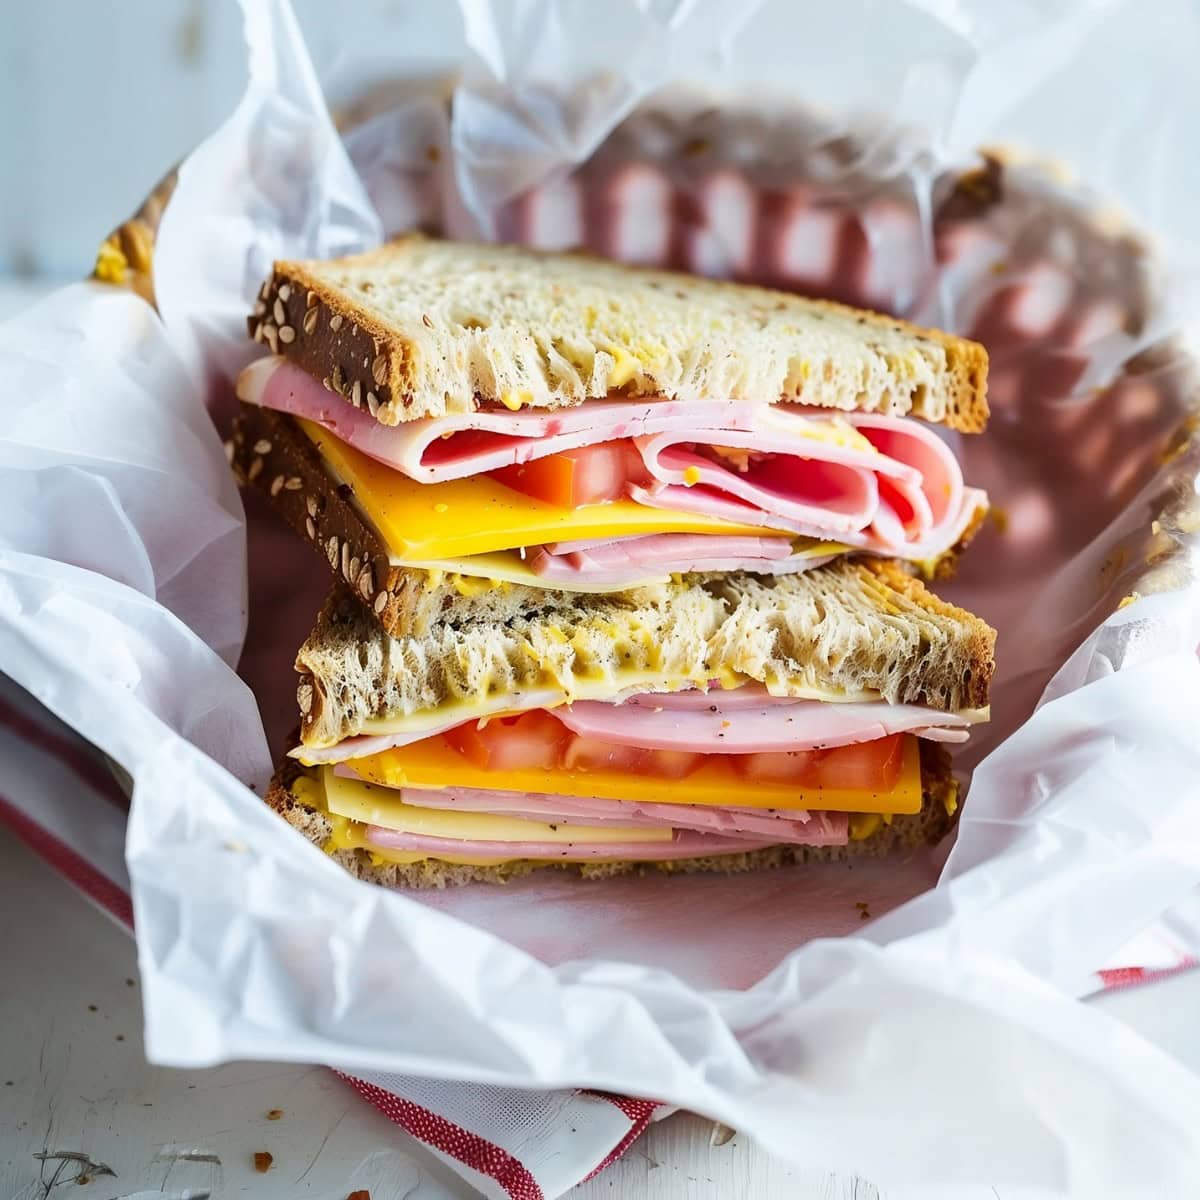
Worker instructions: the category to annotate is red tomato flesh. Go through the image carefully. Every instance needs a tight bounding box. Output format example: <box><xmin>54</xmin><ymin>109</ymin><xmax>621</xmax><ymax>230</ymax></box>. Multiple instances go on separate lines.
<box><xmin>489</xmin><ymin>441</ymin><xmax>641</xmax><ymax>507</ymax></box>
<box><xmin>642</xmin><ymin>750</ymin><xmax>706</xmax><ymax>780</ymax></box>
<box><xmin>443</xmin><ymin>710</ymin><xmax>569</xmax><ymax>771</ymax></box>
<box><xmin>731</xmin><ymin>734</ymin><xmax>905</xmax><ymax>791</ymax></box>
<box><xmin>561</xmin><ymin>733</ymin><xmax>649</xmax><ymax>774</ymax></box>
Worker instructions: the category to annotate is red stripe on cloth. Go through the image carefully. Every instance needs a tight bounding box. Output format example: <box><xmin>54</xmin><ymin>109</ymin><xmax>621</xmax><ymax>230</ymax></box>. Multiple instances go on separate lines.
<box><xmin>580</xmin><ymin>1091</ymin><xmax>660</xmax><ymax>1181</ymax></box>
<box><xmin>1098</xmin><ymin>958</ymin><xmax>1199</xmax><ymax>991</ymax></box>
<box><xmin>0</xmin><ymin>693</ymin><xmax>130</xmax><ymax>811</ymax></box>
<box><xmin>1099</xmin><ymin>966</ymin><xmax>1149</xmax><ymax>988</ymax></box>
<box><xmin>335</xmin><ymin>1071</ymin><xmax>546</xmax><ymax>1200</ymax></box>
<box><xmin>0</xmin><ymin>793</ymin><xmax>134</xmax><ymax>928</ymax></box>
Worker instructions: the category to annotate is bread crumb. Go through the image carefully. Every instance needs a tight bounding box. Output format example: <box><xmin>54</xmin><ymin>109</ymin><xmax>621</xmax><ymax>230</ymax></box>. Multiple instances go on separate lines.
<box><xmin>266</xmin><ymin>1108</ymin><xmax>283</xmax><ymax>1121</ymax></box>
<box><xmin>254</xmin><ymin>1152</ymin><xmax>273</xmax><ymax>1173</ymax></box>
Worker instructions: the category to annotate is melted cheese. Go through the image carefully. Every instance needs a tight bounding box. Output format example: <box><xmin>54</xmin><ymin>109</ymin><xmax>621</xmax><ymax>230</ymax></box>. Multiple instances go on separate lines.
<box><xmin>346</xmin><ymin>733</ymin><xmax>923</xmax><ymax>815</ymax></box>
<box><xmin>301</xmin><ymin>418</ymin><xmax>787</xmax><ymax>560</ymax></box>
<box><xmin>324</xmin><ymin>769</ymin><xmax>672</xmax><ymax>844</ymax></box>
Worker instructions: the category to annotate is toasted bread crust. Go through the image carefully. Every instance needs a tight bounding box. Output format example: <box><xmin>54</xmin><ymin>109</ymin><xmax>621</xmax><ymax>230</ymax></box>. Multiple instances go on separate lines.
<box><xmin>230</xmin><ymin>404</ymin><xmax>438</xmax><ymax>636</ymax></box>
<box><xmin>264</xmin><ymin>741</ymin><xmax>959</xmax><ymax>888</ymax></box>
<box><xmin>860</xmin><ymin>559</ymin><xmax>996</xmax><ymax>711</ymax></box>
<box><xmin>248</xmin><ymin>263</ymin><xmax>417</xmax><ymax>427</ymax></box>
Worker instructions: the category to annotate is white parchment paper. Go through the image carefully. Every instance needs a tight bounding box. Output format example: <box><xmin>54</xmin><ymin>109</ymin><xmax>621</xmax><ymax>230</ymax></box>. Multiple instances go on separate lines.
<box><xmin>3</xmin><ymin>1</ymin><xmax>1200</xmax><ymax>1193</ymax></box>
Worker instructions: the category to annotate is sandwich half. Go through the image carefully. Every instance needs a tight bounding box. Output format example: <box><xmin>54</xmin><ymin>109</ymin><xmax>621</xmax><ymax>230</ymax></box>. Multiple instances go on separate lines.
<box><xmin>270</xmin><ymin>559</ymin><xmax>995</xmax><ymax>887</ymax></box>
<box><xmin>231</xmin><ymin>235</ymin><xmax>989</xmax><ymax>634</ymax></box>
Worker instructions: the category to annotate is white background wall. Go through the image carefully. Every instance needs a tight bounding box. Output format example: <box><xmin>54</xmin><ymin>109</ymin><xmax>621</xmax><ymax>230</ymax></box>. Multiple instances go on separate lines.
<box><xmin>2</xmin><ymin>0</ymin><xmax>464</xmax><ymax>282</ymax></box>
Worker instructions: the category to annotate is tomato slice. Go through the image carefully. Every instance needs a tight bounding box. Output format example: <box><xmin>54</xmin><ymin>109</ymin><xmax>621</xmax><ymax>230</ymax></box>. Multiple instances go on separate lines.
<box><xmin>562</xmin><ymin>733</ymin><xmax>649</xmax><ymax>774</ymax></box>
<box><xmin>445</xmin><ymin>714</ymin><xmax>905</xmax><ymax>791</ymax></box>
<box><xmin>490</xmin><ymin>441</ymin><xmax>642</xmax><ymax>507</ymax></box>
<box><xmin>730</xmin><ymin>749</ymin><xmax>826</xmax><ymax>785</ymax></box>
<box><xmin>441</xmin><ymin>719</ymin><xmax>492</xmax><ymax>769</ymax></box>
<box><xmin>643</xmin><ymin>749</ymin><xmax>706</xmax><ymax>780</ymax></box>
<box><xmin>731</xmin><ymin>735</ymin><xmax>905</xmax><ymax>791</ymax></box>
<box><xmin>442</xmin><ymin>710</ymin><xmax>569</xmax><ymax>771</ymax></box>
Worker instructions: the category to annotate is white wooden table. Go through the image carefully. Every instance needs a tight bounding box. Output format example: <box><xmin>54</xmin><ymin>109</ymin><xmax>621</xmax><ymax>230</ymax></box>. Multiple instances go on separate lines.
<box><xmin>4</xmin><ymin>825</ymin><xmax>1200</xmax><ymax>1200</ymax></box>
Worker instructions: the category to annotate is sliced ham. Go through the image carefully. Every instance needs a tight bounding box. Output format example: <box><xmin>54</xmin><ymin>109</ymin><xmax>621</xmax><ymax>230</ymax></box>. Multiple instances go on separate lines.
<box><xmin>238</xmin><ymin>356</ymin><xmax>985</xmax><ymax>564</ymax></box>
<box><xmin>334</xmin><ymin>776</ymin><xmax>848</xmax><ymax>845</ymax></box>
<box><xmin>297</xmin><ymin>684</ymin><xmax>979</xmax><ymax>765</ymax></box>
<box><xmin>238</xmin><ymin>356</ymin><xmax>758</xmax><ymax>482</ymax></box>
<box><xmin>527</xmin><ymin>532</ymin><xmax>836</xmax><ymax>584</ymax></box>
<box><xmin>629</xmin><ymin>410</ymin><xmax>986</xmax><ymax>558</ymax></box>
<box><xmin>364</xmin><ymin>826</ymin><xmax>779</xmax><ymax>860</ymax></box>
<box><xmin>553</xmin><ymin>690</ymin><xmax>974</xmax><ymax>752</ymax></box>
<box><xmin>541</xmin><ymin>533</ymin><xmax>794</xmax><ymax>559</ymax></box>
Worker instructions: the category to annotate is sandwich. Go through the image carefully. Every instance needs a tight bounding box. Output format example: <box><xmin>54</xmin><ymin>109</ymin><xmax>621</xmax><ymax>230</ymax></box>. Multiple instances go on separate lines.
<box><xmin>232</xmin><ymin>235</ymin><xmax>989</xmax><ymax>633</ymax></box>
<box><xmin>263</xmin><ymin>562</ymin><xmax>993</xmax><ymax>887</ymax></box>
<box><xmin>230</xmin><ymin>235</ymin><xmax>997</xmax><ymax>887</ymax></box>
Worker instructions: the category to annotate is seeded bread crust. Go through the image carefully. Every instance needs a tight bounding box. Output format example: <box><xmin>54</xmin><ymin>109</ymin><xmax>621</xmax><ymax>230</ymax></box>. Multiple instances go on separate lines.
<box><xmin>250</xmin><ymin>234</ymin><xmax>989</xmax><ymax>432</ymax></box>
<box><xmin>295</xmin><ymin>562</ymin><xmax>996</xmax><ymax>746</ymax></box>
<box><xmin>231</xmin><ymin>404</ymin><xmax>436</xmax><ymax>634</ymax></box>
<box><xmin>264</xmin><ymin>742</ymin><xmax>959</xmax><ymax>888</ymax></box>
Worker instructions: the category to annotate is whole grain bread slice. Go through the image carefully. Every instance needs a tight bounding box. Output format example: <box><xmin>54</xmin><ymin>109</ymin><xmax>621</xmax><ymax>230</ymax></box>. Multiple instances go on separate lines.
<box><xmin>251</xmin><ymin>234</ymin><xmax>988</xmax><ymax>431</ymax></box>
<box><xmin>265</xmin><ymin>741</ymin><xmax>960</xmax><ymax>889</ymax></box>
<box><xmin>295</xmin><ymin>559</ymin><xmax>995</xmax><ymax>747</ymax></box>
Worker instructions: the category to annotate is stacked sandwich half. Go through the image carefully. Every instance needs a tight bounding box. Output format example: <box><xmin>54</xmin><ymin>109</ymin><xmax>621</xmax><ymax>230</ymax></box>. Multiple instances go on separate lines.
<box><xmin>231</xmin><ymin>235</ymin><xmax>996</xmax><ymax>888</ymax></box>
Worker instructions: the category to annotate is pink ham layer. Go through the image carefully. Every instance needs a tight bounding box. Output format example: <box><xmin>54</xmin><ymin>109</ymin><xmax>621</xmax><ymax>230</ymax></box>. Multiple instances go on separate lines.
<box><xmin>364</xmin><ymin>826</ymin><xmax>778</xmax><ymax>861</ymax></box>
<box><xmin>556</xmin><ymin>684</ymin><xmax>972</xmax><ymax>752</ymax></box>
<box><xmin>299</xmin><ymin>683</ymin><xmax>973</xmax><ymax>765</ymax></box>
<box><xmin>333</xmin><ymin>771</ymin><xmax>849</xmax><ymax>845</ymax></box>
<box><xmin>527</xmin><ymin>533</ymin><xmax>837</xmax><ymax>583</ymax></box>
<box><xmin>626</xmin><ymin>412</ymin><xmax>985</xmax><ymax>557</ymax></box>
<box><xmin>237</xmin><ymin>357</ymin><xmax>985</xmax><ymax>568</ymax></box>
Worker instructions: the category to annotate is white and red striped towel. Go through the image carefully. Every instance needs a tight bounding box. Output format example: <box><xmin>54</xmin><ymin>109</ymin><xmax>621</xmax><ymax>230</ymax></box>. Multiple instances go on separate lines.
<box><xmin>2</xmin><ymin>669</ymin><xmax>1195</xmax><ymax>1197</ymax></box>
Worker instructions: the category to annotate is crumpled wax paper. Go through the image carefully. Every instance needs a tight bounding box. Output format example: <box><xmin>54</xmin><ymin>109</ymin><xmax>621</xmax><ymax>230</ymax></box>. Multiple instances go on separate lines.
<box><xmin>3</xmin><ymin>0</ymin><xmax>1200</xmax><ymax>1193</ymax></box>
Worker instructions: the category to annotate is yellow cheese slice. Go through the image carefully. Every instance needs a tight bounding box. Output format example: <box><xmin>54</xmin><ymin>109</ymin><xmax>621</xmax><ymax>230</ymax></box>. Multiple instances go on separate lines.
<box><xmin>324</xmin><ymin>807</ymin><xmax>511</xmax><ymax>866</ymax></box>
<box><xmin>323</xmin><ymin>768</ymin><xmax>672</xmax><ymax>844</ymax></box>
<box><xmin>301</xmin><ymin>418</ymin><xmax>790</xmax><ymax>560</ymax></box>
<box><xmin>346</xmin><ymin>733</ymin><xmax>923</xmax><ymax>815</ymax></box>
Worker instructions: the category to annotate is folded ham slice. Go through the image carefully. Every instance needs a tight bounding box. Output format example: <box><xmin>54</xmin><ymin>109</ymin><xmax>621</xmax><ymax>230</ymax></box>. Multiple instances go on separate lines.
<box><xmin>239</xmin><ymin>356</ymin><xmax>985</xmax><ymax>564</ymax></box>
<box><xmin>527</xmin><ymin>533</ymin><xmax>837</xmax><ymax>584</ymax></box>
<box><xmin>627</xmin><ymin>412</ymin><xmax>985</xmax><ymax>557</ymax></box>
<box><xmin>238</xmin><ymin>356</ymin><xmax>753</xmax><ymax>481</ymax></box>
<box><xmin>364</xmin><ymin>826</ymin><xmax>780</xmax><ymax>860</ymax></box>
